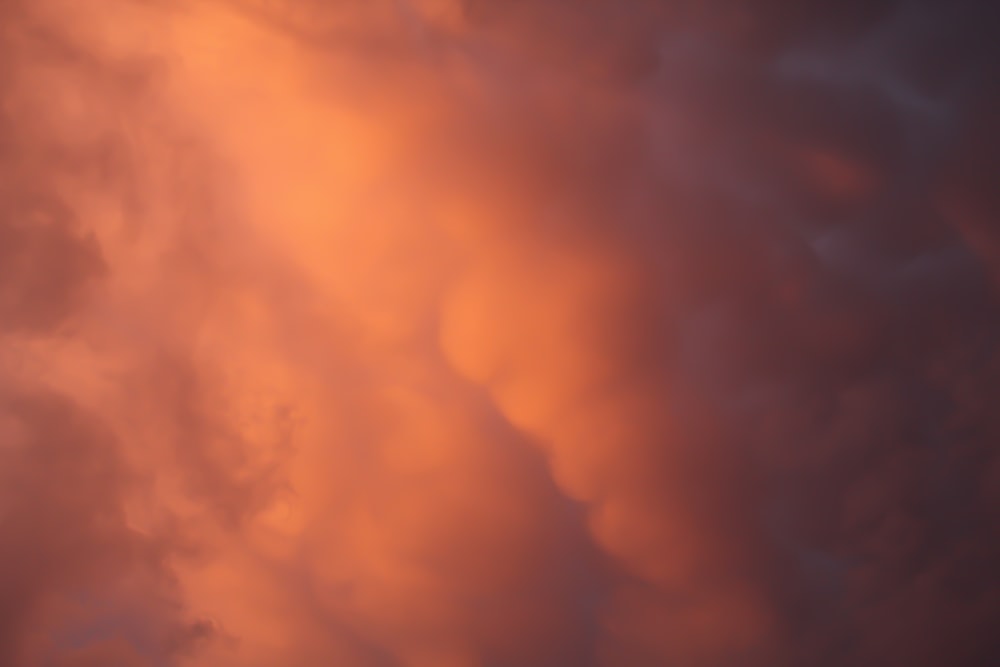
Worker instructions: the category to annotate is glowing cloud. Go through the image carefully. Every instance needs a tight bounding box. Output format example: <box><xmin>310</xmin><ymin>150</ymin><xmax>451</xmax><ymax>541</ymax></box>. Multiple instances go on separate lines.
<box><xmin>1</xmin><ymin>2</ymin><xmax>997</xmax><ymax>666</ymax></box>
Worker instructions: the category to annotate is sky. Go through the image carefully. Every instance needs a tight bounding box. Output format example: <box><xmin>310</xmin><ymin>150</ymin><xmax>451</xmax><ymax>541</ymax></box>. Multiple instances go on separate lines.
<box><xmin>0</xmin><ymin>1</ymin><xmax>998</xmax><ymax>666</ymax></box>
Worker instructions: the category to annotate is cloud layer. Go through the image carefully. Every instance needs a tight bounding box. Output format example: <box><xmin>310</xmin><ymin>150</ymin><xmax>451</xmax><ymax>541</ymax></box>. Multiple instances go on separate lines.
<box><xmin>1</xmin><ymin>1</ymin><xmax>998</xmax><ymax>666</ymax></box>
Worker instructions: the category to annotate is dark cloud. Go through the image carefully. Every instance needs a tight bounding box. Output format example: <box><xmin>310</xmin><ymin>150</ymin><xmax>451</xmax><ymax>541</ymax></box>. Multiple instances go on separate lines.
<box><xmin>0</xmin><ymin>389</ymin><xmax>214</xmax><ymax>667</ymax></box>
<box><xmin>0</xmin><ymin>196</ymin><xmax>107</xmax><ymax>334</ymax></box>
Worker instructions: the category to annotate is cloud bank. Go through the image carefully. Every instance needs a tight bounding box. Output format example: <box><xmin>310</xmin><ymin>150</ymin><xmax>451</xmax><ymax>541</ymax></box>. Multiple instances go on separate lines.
<box><xmin>1</xmin><ymin>1</ymin><xmax>998</xmax><ymax>666</ymax></box>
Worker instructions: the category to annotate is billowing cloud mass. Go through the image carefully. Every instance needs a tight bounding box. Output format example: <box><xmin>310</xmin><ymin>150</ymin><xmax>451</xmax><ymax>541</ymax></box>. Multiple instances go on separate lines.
<box><xmin>1</xmin><ymin>1</ymin><xmax>998</xmax><ymax>666</ymax></box>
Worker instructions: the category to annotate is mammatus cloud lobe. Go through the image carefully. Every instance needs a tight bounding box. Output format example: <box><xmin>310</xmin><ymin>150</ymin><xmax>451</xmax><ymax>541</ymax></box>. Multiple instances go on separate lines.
<box><xmin>1</xmin><ymin>1</ymin><xmax>997</xmax><ymax>666</ymax></box>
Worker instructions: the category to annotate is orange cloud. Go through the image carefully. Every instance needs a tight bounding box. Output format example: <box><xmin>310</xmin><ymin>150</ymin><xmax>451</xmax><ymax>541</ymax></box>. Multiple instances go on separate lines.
<box><xmin>2</xmin><ymin>2</ymin><xmax>998</xmax><ymax>667</ymax></box>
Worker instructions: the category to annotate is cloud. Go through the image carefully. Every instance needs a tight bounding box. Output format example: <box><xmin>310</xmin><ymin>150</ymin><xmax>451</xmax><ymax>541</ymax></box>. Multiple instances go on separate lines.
<box><xmin>1</xmin><ymin>1</ymin><xmax>997</xmax><ymax>666</ymax></box>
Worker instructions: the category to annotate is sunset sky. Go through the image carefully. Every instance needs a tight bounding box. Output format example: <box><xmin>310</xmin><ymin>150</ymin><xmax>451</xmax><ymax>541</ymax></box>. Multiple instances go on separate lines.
<box><xmin>1</xmin><ymin>1</ymin><xmax>998</xmax><ymax>666</ymax></box>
